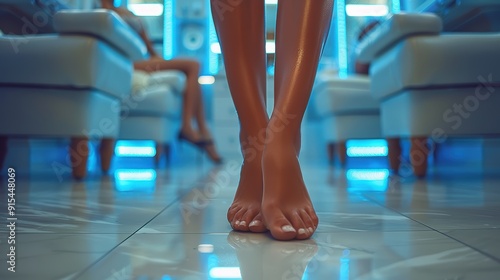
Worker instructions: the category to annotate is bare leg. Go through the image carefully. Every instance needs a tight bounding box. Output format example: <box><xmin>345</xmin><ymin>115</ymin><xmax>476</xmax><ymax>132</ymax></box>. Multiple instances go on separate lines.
<box><xmin>100</xmin><ymin>138</ymin><xmax>115</xmax><ymax>174</ymax></box>
<box><xmin>134</xmin><ymin>59</ymin><xmax>221</xmax><ymax>161</ymax></box>
<box><xmin>135</xmin><ymin>59</ymin><xmax>203</xmax><ymax>140</ymax></box>
<box><xmin>262</xmin><ymin>0</ymin><xmax>333</xmax><ymax>240</ymax></box>
<box><xmin>0</xmin><ymin>136</ymin><xmax>7</xmax><ymax>170</ymax></box>
<box><xmin>410</xmin><ymin>137</ymin><xmax>429</xmax><ymax>178</ymax></box>
<box><xmin>69</xmin><ymin>137</ymin><xmax>89</xmax><ymax>180</ymax></box>
<box><xmin>387</xmin><ymin>138</ymin><xmax>401</xmax><ymax>174</ymax></box>
<box><xmin>337</xmin><ymin>141</ymin><xmax>347</xmax><ymax>166</ymax></box>
<box><xmin>211</xmin><ymin>0</ymin><xmax>268</xmax><ymax>232</ymax></box>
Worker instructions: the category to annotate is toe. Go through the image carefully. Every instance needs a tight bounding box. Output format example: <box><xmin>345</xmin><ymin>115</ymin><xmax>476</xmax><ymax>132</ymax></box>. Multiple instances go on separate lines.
<box><xmin>227</xmin><ymin>205</ymin><xmax>242</xmax><ymax>222</ymax></box>
<box><xmin>236</xmin><ymin>208</ymin><xmax>258</xmax><ymax>231</ymax></box>
<box><xmin>305</xmin><ymin>207</ymin><xmax>319</xmax><ymax>228</ymax></box>
<box><xmin>300</xmin><ymin>209</ymin><xmax>316</xmax><ymax>236</ymax></box>
<box><xmin>289</xmin><ymin>212</ymin><xmax>310</xmax><ymax>240</ymax></box>
<box><xmin>267</xmin><ymin>211</ymin><xmax>297</xmax><ymax>241</ymax></box>
<box><xmin>231</xmin><ymin>208</ymin><xmax>247</xmax><ymax>230</ymax></box>
<box><xmin>248</xmin><ymin>213</ymin><xmax>267</xmax><ymax>233</ymax></box>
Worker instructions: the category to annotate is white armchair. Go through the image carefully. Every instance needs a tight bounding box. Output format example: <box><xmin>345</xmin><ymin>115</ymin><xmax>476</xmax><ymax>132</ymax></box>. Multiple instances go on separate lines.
<box><xmin>0</xmin><ymin>8</ymin><xmax>148</xmax><ymax>179</ymax></box>
<box><xmin>357</xmin><ymin>13</ymin><xmax>500</xmax><ymax>177</ymax></box>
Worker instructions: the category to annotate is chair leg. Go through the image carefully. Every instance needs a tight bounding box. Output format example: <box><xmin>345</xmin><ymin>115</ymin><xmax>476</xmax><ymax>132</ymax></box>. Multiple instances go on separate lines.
<box><xmin>0</xmin><ymin>136</ymin><xmax>7</xmax><ymax>170</ymax></box>
<box><xmin>387</xmin><ymin>138</ymin><xmax>402</xmax><ymax>174</ymax></box>
<box><xmin>327</xmin><ymin>142</ymin><xmax>335</xmax><ymax>165</ymax></box>
<box><xmin>155</xmin><ymin>142</ymin><xmax>163</xmax><ymax>166</ymax></box>
<box><xmin>410</xmin><ymin>137</ymin><xmax>429</xmax><ymax>178</ymax></box>
<box><xmin>70</xmin><ymin>137</ymin><xmax>89</xmax><ymax>180</ymax></box>
<box><xmin>100</xmin><ymin>138</ymin><xmax>115</xmax><ymax>174</ymax></box>
<box><xmin>337</xmin><ymin>141</ymin><xmax>347</xmax><ymax>167</ymax></box>
<box><xmin>164</xmin><ymin>144</ymin><xmax>171</xmax><ymax>165</ymax></box>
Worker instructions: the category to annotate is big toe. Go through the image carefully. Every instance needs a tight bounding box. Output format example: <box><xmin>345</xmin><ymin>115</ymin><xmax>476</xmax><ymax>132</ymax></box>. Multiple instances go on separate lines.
<box><xmin>266</xmin><ymin>211</ymin><xmax>297</xmax><ymax>241</ymax></box>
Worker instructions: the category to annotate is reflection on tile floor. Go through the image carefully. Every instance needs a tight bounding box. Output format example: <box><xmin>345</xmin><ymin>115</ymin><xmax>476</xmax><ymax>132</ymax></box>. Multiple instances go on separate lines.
<box><xmin>0</xmin><ymin>162</ymin><xmax>500</xmax><ymax>279</ymax></box>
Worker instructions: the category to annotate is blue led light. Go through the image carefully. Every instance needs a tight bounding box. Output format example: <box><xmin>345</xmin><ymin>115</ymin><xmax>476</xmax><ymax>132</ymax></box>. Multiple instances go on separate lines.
<box><xmin>340</xmin><ymin>250</ymin><xmax>350</xmax><ymax>280</ymax></box>
<box><xmin>115</xmin><ymin>140</ymin><xmax>156</xmax><ymax>157</ymax></box>
<box><xmin>163</xmin><ymin>0</ymin><xmax>174</xmax><ymax>59</ymax></box>
<box><xmin>392</xmin><ymin>0</ymin><xmax>401</xmax><ymax>13</ymax></box>
<box><xmin>346</xmin><ymin>139</ymin><xmax>388</xmax><ymax>157</ymax></box>
<box><xmin>346</xmin><ymin>169</ymin><xmax>389</xmax><ymax>181</ymax></box>
<box><xmin>336</xmin><ymin>0</ymin><xmax>348</xmax><ymax>78</ymax></box>
<box><xmin>347</xmin><ymin>169</ymin><xmax>389</xmax><ymax>192</ymax></box>
<box><xmin>114</xmin><ymin>169</ymin><xmax>157</xmax><ymax>192</ymax></box>
<box><xmin>208</xmin><ymin>7</ymin><xmax>219</xmax><ymax>74</ymax></box>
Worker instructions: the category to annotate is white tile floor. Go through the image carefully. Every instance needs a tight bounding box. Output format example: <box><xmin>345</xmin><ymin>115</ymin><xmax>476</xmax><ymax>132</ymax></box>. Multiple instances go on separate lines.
<box><xmin>1</xmin><ymin>161</ymin><xmax>500</xmax><ymax>280</ymax></box>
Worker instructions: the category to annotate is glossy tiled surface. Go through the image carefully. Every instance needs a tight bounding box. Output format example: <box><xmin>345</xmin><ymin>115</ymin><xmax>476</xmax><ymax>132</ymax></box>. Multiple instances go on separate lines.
<box><xmin>1</xmin><ymin>161</ymin><xmax>500</xmax><ymax>280</ymax></box>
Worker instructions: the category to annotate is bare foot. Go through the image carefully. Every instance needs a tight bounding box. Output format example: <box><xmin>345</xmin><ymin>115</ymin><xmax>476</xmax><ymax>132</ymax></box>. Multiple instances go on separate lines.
<box><xmin>262</xmin><ymin>136</ymin><xmax>318</xmax><ymax>240</ymax></box>
<box><xmin>227</xmin><ymin>155</ymin><xmax>266</xmax><ymax>233</ymax></box>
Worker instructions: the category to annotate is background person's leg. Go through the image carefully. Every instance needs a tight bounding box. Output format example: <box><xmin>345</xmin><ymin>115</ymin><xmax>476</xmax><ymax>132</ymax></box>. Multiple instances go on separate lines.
<box><xmin>134</xmin><ymin>59</ymin><xmax>221</xmax><ymax>162</ymax></box>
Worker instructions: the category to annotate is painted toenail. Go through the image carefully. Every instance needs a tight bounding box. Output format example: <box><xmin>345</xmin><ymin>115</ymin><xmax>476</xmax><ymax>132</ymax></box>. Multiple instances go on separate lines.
<box><xmin>249</xmin><ymin>220</ymin><xmax>261</xmax><ymax>227</ymax></box>
<box><xmin>239</xmin><ymin>221</ymin><xmax>246</xmax><ymax>227</ymax></box>
<box><xmin>235</xmin><ymin>220</ymin><xmax>240</xmax><ymax>226</ymax></box>
<box><xmin>281</xmin><ymin>225</ymin><xmax>296</xmax><ymax>233</ymax></box>
<box><xmin>308</xmin><ymin>227</ymin><xmax>314</xmax><ymax>233</ymax></box>
<box><xmin>298</xmin><ymin>228</ymin><xmax>307</xmax><ymax>235</ymax></box>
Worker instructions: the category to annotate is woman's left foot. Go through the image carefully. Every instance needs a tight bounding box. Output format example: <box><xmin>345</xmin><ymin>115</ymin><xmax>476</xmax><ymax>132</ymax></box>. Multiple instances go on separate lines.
<box><xmin>261</xmin><ymin>134</ymin><xmax>318</xmax><ymax>241</ymax></box>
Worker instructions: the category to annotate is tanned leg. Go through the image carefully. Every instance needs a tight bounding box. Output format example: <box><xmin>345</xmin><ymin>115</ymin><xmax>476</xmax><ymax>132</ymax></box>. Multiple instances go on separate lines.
<box><xmin>387</xmin><ymin>138</ymin><xmax>401</xmax><ymax>174</ymax></box>
<box><xmin>211</xmin><ymin>0</ymin><xmax>268</xmax><ymax>232</ymax></box>
<box><xmin>134</xmin><ymin>59</ymin><xmax>221</xmax><ymax>161</ymax></box>
<box><xmin>262</xmin><ymin>0</ymin><xmax>334</xmax><ymax>240</ymax></box>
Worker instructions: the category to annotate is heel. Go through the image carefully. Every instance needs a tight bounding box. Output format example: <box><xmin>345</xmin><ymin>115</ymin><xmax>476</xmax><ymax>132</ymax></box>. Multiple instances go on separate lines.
<box><xmin>177</xmin><ymin>131</ymin><xmax>206</xmax><ymax>150</ymax></box>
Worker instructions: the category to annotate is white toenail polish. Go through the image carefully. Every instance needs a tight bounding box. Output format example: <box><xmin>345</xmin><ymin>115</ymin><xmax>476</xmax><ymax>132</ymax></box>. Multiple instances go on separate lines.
<box><xmin>239</xmin><ymin>221</ymin><xmax>246</xmax><ymax>226</ymax></box>
<box><xmin>282</xmin><ymin>225</ymin><xmax>296</xmax><ymax>233</ymax></box>
<box><xmin>298</xmin><ymin>228</ymin><xmax>307</xmax><ymax>235</ymax></box>
<box><xmin>235</xmin><ymin>221</ymin><xmax>240</xmax><ymax>226</ymax></box>
<box><xmin>249</xmin><ymin>220</ymin><xmax>261</xmax><ymax>227</ymax></box>
<box><xmin>308</xmin><ymin>227</ymin><xmax>314</xmax><ymax>233</ymax></box>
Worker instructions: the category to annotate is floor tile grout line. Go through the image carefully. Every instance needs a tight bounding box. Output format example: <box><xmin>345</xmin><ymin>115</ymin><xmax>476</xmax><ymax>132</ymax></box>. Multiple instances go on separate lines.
<box><xmin>70</xmin><ymin>197</ymin><xmax>183</xmax><ymax>280</ymax></box>
<box><xmin>360</xmin><ymin>192</ymin><xmax>500</xmax><ymax>264</ymax></box>
<box><xmin>71</xmin><ymin>171</ymin><xmax>214</xmax><ymax>280</ymax></box>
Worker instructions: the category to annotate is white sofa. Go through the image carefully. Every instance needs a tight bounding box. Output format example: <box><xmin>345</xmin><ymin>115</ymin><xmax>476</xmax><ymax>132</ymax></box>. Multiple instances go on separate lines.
<box><xmin>314</xmin><ymin>73</ymin><xmax>383</xmax><ymax>166</ymax></box>
<box><xmin>0</xmin><ymin>8</ymin><xmax>148</xmax><ymax>179</ymax></box>
<box><xmin>357</xmin><ymin>13</ymin><xmax>500</xmax><ymax>177</ymax></box>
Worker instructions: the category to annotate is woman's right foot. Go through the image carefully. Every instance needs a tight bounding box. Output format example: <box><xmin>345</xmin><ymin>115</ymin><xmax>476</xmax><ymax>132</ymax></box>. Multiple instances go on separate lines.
<box><xmin>227</xmin><ymin>153</ymin><xmax>266</xmax><ymax>233</ymax></box>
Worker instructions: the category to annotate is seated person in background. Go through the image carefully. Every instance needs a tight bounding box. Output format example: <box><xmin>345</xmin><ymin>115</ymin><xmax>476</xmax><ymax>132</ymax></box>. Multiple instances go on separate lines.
<box><xmin>99</xmin><ymin>0</ymin><xmax>222</xmax><ymax>163</ymax></box>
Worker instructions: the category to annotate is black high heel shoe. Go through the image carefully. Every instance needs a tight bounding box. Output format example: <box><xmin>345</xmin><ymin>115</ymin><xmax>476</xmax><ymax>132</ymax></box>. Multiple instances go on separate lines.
<box><xmin>177</xmin><ymin>131</ymin><xmax>207</xmax><ymax>149</ymax></box>
<box><xmin>202</xmin><ymin>139</ymin><xmax>224</xmax><ymax>165</ymax></box>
